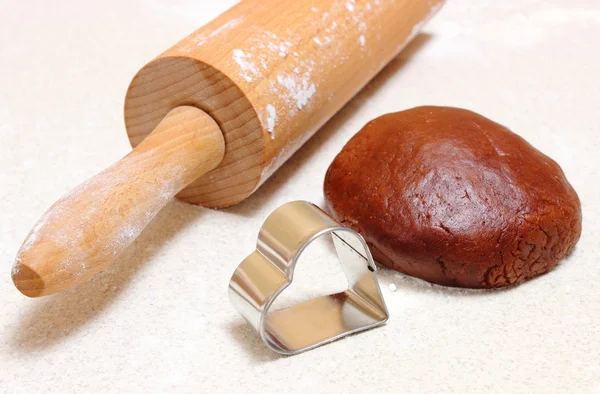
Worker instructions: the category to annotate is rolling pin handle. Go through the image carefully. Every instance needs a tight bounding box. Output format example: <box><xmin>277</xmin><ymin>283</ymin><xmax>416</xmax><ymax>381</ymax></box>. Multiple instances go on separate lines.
<box><xmin>12</xmin><ymin>106</ymin><xmax>225</xmax><ymax>297</ymax></box>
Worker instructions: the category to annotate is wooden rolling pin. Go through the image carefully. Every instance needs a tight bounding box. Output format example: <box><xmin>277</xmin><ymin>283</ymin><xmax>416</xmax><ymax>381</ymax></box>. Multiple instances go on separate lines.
<box><xmin>12</xmin><ymin>0</ymin><xmax>444</xmax><ymax>297</ymax></box>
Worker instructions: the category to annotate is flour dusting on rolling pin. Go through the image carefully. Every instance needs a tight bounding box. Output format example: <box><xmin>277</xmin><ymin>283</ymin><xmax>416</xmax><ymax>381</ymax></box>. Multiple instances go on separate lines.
<box><xmin>12</xmin><ymin>0</ymin><xmax>444</xmax><ymax>297</ymax></box>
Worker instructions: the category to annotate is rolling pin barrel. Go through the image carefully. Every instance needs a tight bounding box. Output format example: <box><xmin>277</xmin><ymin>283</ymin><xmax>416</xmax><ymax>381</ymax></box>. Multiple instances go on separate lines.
<box><xmin>13</xmin><ymin>0</ymin><xmax>444</xmax><ymax>297</ymax></box>
<box><xmin>125</xmin><ymin>0</ymin><xmax>444</xmax><ymax>208</ymax></box>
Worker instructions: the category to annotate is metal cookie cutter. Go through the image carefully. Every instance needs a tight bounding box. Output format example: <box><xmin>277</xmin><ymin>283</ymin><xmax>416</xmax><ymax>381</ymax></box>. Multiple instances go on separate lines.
<box><xmin>228</xmin><ymin>201</ymin><xmax>389</xmax><ymax>355</ymax></box>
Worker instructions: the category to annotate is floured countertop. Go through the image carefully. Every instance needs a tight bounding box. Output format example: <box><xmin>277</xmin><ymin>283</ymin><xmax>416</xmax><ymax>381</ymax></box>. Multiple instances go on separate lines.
<box><xmin>0</xmin><ymin>0</ymin><xmax>599</xmax><ymax>393</ymax></box>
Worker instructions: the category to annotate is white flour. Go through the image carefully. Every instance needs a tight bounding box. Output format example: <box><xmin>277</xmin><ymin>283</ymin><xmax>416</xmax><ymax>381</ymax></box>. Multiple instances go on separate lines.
<box><xmin>265</xmin><ymin>104</ymin><xmax>277</xmax><ymax>138</ymax></box>
<box><xmin>276</xmin><ymin>74</ymin><xmax>316</xmax><ymax>111</ymax></box>
<box><xmin>346</xmin><ymin>0</ymin><xmax>355</xmax><ymax>12</ymax></box>
<box><xmin>210</xmin><ymin>17</ymin><xmax>242</xmax><ymax>38</ymax></box>
<box><xmin>14</xmin><ymin>148</ymin><xmax>187</xmax><ymax>279</ymax></box>
<box><xmin>232</xmin><ymin>49</ymin><xmax>258</xmax><ymax>82</ymax></box>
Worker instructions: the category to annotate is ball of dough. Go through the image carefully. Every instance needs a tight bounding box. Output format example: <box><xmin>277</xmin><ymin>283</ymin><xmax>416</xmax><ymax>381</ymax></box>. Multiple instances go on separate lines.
<box><xmin>324</xmin><ymin>106</ymin><xmax>581</xmax><ymax>288</ymax></box>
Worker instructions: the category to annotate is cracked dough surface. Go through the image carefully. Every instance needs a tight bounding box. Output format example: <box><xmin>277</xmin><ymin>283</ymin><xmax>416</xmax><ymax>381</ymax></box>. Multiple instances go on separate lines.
<box><xmin>324</xmin><ymin>106</ymin><xmax>582</xmax><ymax>288</ymax></box>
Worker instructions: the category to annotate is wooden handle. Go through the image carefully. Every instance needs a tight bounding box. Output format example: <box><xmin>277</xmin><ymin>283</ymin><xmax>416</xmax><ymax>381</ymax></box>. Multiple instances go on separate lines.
<box><xmin>12</xmin><ymin>106</ymin><xmax>224</xmax><ymax>297</ymax></box>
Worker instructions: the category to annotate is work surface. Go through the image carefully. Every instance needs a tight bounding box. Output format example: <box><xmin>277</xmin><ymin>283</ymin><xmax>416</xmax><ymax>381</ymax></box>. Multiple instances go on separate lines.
<box><xmin>1</xmin><ymin>0</ymin><xmax>599</xmax><ymax>393</ymax></box>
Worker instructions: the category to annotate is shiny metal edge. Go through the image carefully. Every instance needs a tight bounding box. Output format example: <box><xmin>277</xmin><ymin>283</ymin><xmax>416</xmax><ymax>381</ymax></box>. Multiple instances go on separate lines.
<box><xmin>228</xmin><ymin>201</ymin><xmax>389</xmax><ymax>356</ymax></box>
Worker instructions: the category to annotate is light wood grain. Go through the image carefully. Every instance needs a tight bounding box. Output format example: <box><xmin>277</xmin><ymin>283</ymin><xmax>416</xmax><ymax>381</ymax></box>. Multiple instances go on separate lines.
<box><xmin>125</xmin><ymin>0</ymin><xmax>445</xmax><ymax>208</ymax></box>
<box><xmin>12</xmin><ymin>106</ymin><xmax>224</xmax><ymax>297</ymax></box>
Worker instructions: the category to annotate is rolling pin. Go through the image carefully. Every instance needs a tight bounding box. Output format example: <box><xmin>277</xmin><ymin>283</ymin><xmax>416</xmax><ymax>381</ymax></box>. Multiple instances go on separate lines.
<box><xmin>12</xmin><ymin>0</ymin><xmax>444</xmax><ymax>297</ymax></box>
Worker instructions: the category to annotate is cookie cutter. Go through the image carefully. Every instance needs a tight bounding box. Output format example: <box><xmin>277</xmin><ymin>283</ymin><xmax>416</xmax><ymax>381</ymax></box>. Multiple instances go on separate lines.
<box><xmin>228</xmin><ymin>201</ymin><xmax>389</xmax><ymax>355</ymax></box>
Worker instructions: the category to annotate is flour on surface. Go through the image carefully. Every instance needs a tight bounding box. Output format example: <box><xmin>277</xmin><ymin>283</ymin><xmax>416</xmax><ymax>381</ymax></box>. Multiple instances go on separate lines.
<box><xmin>265</xmin><ymin>104</ymin><xmax>277</xmax><ymax>139</ymax></box>
<box><xmin>313</xmin><ymin>36</ymin><xmax>333</xmax><ymax>46</ymax></box>
<box><xmin>13</xmin><ymin>148</ymin><xmax>186</xmax><ymax>279</ymax></box>
<box><xmin>276</xmin><ymin>73</ymin><xmax>316</xmax><ymax>111</ymax></box>
<box><xmin>278</xmin><ymin>42</ymin><xmax>292</xmax><ymax>57</ymax></box>
<box><xmin>232</xmin><ymin>49</ymin><xmax>258</xmax><ymax>82</ymax></box>
<box><xmin>210</xmin><ymin>17</ymin><xmax>243</xmax><ymax>38</ymax></box>
<box><xmin>230</xmin><ymin>29</ymin><xmax>293</xmax><ymax>83</ymax></box>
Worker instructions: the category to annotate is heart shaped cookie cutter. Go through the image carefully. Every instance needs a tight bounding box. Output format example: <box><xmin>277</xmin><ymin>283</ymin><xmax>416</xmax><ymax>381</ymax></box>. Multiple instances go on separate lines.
<box><xmin>228</xmin><ymin>201</ymin><xmax>389</xmax><ymax>355</ymax></box>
